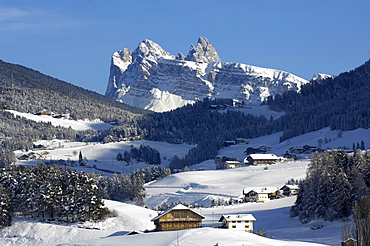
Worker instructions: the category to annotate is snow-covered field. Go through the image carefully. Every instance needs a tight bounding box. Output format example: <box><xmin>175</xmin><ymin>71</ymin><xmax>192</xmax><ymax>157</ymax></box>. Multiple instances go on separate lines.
<box><xmin>0</xmin><ymin>173</ymin><xmax>341</xmax><ymax>246</ymax></box>
<box><xmin>5</xmin><ymin>109</ymin><xmax>370</xmax><ymax>245</ymax></box>
<box><xmin>7</xmin><ymin>110</ymin><xmax>112</xmax><ymax>131</ymax></box>
<box><xmin>0</xmin><ymin>165</ymin><xmax>341</xmax><ymax>246</ymax></box>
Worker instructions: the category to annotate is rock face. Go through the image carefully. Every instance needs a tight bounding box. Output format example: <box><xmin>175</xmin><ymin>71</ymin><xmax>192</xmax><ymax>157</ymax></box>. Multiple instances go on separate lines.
<box><xmin>105</xmin><ymin>37</ymin><xmax>309</xmax><ymax>112</ymax></box>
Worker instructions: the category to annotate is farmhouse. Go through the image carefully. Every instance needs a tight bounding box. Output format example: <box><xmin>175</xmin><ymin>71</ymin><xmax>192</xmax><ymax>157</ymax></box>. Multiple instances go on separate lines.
<box><xmin>242</xmin><ymin>187</ymin><xmax>279</xmax><ymax>202</ymax></box>
<box><xmin>223</xmin><ymin>160</ymin><xmax>241</xmax><ymax>169</ymax></box>
<box><xmin>244</xmin><ymin>153</ymin><xmax>281</xmax><ymax>165</ymax></box>
<box><xmin>151</xmin><ymin>204</ymin><xmax>205</xmax><ymax>231</ymax></box>
<box><xmin>280</xmin><ymin>184</ymin><xmax>299</xmax><ymax>196</ymax></box>
<box><xmin>218</xmin><ymin>214</ymin><xmax>256</xmax><ymax>232</ymax></box>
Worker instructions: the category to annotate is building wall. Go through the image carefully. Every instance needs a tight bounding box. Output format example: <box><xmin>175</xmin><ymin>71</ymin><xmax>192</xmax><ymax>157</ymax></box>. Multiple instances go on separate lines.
<box><xmin>226</xmin><ymin>220</ymin><xmax>254</xmax><ymax>232</ymax></box>
<box><xmin>154</xmin><ymin>209</ymin><xmax>203</xmax><ymax>231</ymax></box>
<box><xmin>155</xmin><ymin>221</ymin><xmax>202</xmax><ymax>231</ymax></box>
<box><xmin>257</xmin><ymin>193</ymin><xmax>269</xmax><ymax>202</ymax></box>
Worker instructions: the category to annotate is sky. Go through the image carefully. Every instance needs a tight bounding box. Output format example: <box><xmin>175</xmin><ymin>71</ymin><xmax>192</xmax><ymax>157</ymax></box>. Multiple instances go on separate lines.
<box><xmin>1</xmin><ymin>0</ymin><xmax>369</xmax><ymax>95</ymax></box>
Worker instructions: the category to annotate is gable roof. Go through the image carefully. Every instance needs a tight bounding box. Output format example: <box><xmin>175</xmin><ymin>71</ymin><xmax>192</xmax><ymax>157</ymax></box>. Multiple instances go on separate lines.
<box><xmin>280</xmin><ymin>184</ymin><xmax>299</xmax><ymax>190</ymax></box>
<box><xmin>243</xmin><ymin>187</ymin><xmax>279</xmax><ymax>194</ymax></box>
<box><xmin>248</xmin><ymin>154</ymin><xmax>279</xmax><ymax>160</ymax></box>
<box><xmin>218</xmin><ymin>214</ymin><xmax>256</xmax><ymax>222</ymax></box>
<box><xmin>151</xmin><ymin>204</ymin><xmax>205</xmax><ymax>221</ymax></box>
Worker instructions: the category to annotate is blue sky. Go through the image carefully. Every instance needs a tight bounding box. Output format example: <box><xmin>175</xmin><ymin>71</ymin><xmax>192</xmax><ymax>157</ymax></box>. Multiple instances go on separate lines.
<box><xmin>1</xmin><ymin>0</ymin><xmax>369</xmax><ymax>94</ymax></box>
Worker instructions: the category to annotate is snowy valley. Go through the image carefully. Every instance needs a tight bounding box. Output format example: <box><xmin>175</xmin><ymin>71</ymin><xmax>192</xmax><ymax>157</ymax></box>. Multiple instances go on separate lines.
<box><xmin>2</xmin><ymin>109</ymin><xmax>369</xmax><ymax>245</ymax></box>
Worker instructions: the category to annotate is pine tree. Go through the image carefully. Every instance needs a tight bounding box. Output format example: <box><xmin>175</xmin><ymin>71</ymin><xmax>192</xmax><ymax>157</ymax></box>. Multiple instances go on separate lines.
<box><xmin>0</xmin><ymin>183</ymin><xmax>11</xmax><ymax>228</ymax></box>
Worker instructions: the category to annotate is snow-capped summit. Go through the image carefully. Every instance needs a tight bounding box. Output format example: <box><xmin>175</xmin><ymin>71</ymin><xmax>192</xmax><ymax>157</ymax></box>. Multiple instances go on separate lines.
<box><xmin>105</xmin><ymin>38</ymin><xmax>310</xmax><ymax>112</ymax></box>
<box><xmin>310</xmin><ymin>73</ymin><xmax>334</xmax><ymax>82</ymax></box>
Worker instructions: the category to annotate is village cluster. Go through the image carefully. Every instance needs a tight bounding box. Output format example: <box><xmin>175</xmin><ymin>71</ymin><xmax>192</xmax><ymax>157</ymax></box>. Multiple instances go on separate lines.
<box><xmin>151</xmin><ymin>204</ymin><xmax>257</xmax><ymax>233</ymax></box>
<box><xmin>150</xmin><ymin>182</ymin><xmax>299</xmax><ymax>233</ymax></box>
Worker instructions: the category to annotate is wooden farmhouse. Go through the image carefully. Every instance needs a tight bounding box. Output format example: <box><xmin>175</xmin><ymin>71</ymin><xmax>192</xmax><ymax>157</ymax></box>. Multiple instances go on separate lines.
<box><xmin>244</xmin><ymin>153</ymin><xmax>281</xmax><ymax>165</ymax></box>
<box><xmin>242</xmin><ymin>187</ymin><xmax>279</xmax><ymax>202</ymax></box>
<box><xmin>151</xmin><ymin>204</ymin><xmax>205</xmax><ymax>231</ymax></box>
<box><xmin>280</xmin><ymin>184</ymin><xmax>299</xmax><ymax>196</ymax></box>
<box><xmin>218</xmin><ymin>214</ymin><xmax>256</xmax><ymax>232</ymax></box>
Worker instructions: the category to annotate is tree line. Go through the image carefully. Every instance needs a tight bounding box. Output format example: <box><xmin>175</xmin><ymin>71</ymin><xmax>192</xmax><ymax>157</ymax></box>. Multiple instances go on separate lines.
<box><xmin>116</xmin><ymin>145</ymin><xmax>161</xmax><ymax>165</ymax></box>
<box><xmin>0</xmin><ymin>163</ymin><xmax>107</xmax><ymax>228</ymax></box>
<box><xmin>267</xmin><ymin>59</ymin><xmax>370</xmax><ymax>142</ymax></box>
<box><xmin>291</xmin><ymin>149</ymin><xmax>370</xmax><ymax>223</ymax></box>
<box><xmin>0</xmin><ymin>162</ymin><xmax>171</xmax><ymax>229</ymax></box>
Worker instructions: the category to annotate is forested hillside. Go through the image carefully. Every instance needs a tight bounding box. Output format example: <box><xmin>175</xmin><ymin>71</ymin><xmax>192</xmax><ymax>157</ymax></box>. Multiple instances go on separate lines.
<box><xmin>267</xmin><ymin>59</ymin><xmax>370</xmax><ymax>142</ymax></box>
<box><xmin>0</xmin><ymin>60</ymin><xmax>148</xmax><ymax>121</ymax></box>
<box><xmin>290</xmin><ymin>149</ymin><xmax>370</xmax><ymax>244</ymax></box>
<box><xmin>0</xmin><ymin>60</ymin><xmax>148</xmax><ymax>166</ymax></box>
<box><xmin>102</xmin><ymin>98</ymin><xmax>279</xmax><ymax>169</ymax></box>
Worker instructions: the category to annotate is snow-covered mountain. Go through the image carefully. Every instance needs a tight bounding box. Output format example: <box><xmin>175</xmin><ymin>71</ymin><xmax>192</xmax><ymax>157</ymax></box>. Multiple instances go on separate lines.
<box><xmin>310</xmin><ymin>73</ymin><xmax>334</xmax><ymax>82</ymax></box>
<box><xmin>105</xmin><ymin>37</ymin><xmax>310</xmax><ymax>112</ymax></box>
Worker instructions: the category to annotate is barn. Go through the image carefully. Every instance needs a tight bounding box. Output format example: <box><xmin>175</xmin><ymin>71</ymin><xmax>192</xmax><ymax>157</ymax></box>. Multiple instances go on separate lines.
<box><xmin>244</xmin><ymin>153</ymin><xmax>281</xmax><ymax>165</ymax></box>
<box><xmin>151</xmin><ymin>204</ymin><xmax>205</xmax><ymax>231</ymax></box>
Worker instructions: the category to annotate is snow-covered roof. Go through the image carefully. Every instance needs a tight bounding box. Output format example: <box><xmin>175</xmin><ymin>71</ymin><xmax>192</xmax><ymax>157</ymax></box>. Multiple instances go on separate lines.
<box><xmin>151</xmin><ymin>204</ymin><xmax>205</xmax><ymax>221</ymax></box>
<box><xmin>244</xmin><ymin>187</ymin><xmax>279</xmax><ymax>194</ymax></box>
<box><xmin>248</xmin><ymin>154</ymin><xmax>279</xmax><ymax>160</ymax></box>
<box><xmin>224</xmin><ymin>160</ymin><xmax>240</xmax><ymax>164</ymax></box>
<box><xmin>218</xmin><ymin>214</ymin><xmax>256</xmax><ymax>222</ymax></box>
<box><xmin>281</xmin><ymin>184</ymin><xmax>299</xmax><ymax>190</ymax></box>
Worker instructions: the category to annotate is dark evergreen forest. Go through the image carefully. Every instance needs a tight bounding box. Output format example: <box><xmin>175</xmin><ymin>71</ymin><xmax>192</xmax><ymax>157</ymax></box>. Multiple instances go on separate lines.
<box><xmin>291</xmin><ymin>149</ymin><xmax>370</xmax><ymax>223</ymax></box>
<box><xmin>267</xmin><ymin>59</ymin><xmax>370</xmax><ymax>142</ymax></box>
<box><xmin>0</xmin><ymin>163</ymin><xmax>170</xmax><ymax>227</ymax></box>
<box><xmin>104</xmin><ymin>98</ymin><xmax>278</xmax><ymax>169</ymax></box>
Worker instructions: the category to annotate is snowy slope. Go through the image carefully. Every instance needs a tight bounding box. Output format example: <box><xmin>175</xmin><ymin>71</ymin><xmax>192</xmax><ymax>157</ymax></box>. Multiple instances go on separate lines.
<box><xmin>0</xmin><ymin>201</ymin><xmax>157</xmax><ymax>246</ymax></box>
<box><xmin>7</xmin><ymin>110</ymin><xmax>111</xmax><ymax>131</ymax></box>
<box><xmin>106</xmin><ymin>37</ymin><xmax>309</xmax><ymax>112</ymax></box>
<box><xmin>7</xmin><ymin>126</ymin><xmax>367</xmax><ymax>245</ymax></box>
<box><xmin>63</xmin><ymin>226</ymin><xmax>328</xmax><ymax>246</ymax></box>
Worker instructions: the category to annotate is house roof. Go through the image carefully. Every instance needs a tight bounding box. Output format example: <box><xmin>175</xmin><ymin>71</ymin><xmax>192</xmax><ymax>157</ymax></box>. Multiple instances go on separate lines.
<box><xmin>248</xmin><ymin>154</ymin><xmax>279</xmax><ymax>160</ymax></box>
<box><xmin>224</xmin><ymin>160</ymin><xmax>240</xmax><ymax>164</ymax></box>
<box><xmin>218</xmin><ymin>214</ymin><xmax>256</xmax><ymax>222</ymax></box>
<box><xmin>151</xmin><ymin>204</ymin><xmax>205</xmax><ymax>221</ymax></box>
<box><xmin>280</xmin><ymin>184</ymin><xmax>299</xmax><ymax>190</ymax></box>
<box><xmin>243</xmin><ymin>187</ymin><xmax>279</xmax><ymax>194</ymax></box>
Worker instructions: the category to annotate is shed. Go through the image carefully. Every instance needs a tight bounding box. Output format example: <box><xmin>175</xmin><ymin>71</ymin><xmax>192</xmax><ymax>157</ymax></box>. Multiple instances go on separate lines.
<box><xmin>151</xmin><ymin>204</ymin><xmax>205</xmax><ymax>231</ymax></box>
<box><xmin>218</xmin><ymin>214</ymin><xmax>256</xmax><ymax>232</ymax></box>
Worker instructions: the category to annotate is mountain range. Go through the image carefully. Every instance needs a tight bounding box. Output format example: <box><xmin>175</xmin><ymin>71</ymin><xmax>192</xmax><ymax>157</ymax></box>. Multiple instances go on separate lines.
<box><xmin>106</xmin><ymin>37</ymin><xmax>320</xmax><ymax>112</ymax></box>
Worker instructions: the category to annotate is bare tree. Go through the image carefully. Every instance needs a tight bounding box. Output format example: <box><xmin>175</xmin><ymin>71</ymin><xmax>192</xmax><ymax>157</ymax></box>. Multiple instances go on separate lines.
<box><xmin>352</xmin><ymin>196</ymin><xmax>370</xmax><ymax>246</ymax></box>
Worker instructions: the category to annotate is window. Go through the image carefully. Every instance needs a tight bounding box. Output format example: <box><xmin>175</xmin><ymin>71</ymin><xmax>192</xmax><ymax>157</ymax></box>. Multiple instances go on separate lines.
<box><xmin>237</xmin><ymin>221</ymin><xmax>241</xmax><ymax>223</ymax></box>
<box><xmin>245</xmin><ymin>225</ymin><xmax>249</xmax><ymax>228</ymax></box>
<box><xmin>232</xmin><ymin>225</ymin><xmax>236</xmax><ymax>228</ymax></box>
<box><xmin>232</xmin><ymin>221</ymin><xmax>236</xmax><ymax>223</ymax></box>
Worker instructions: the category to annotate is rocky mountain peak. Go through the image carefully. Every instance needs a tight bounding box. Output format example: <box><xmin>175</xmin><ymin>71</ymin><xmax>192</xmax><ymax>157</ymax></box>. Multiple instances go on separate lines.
<box><xmin>186</xmin><ymin>37</ymin><xmax>221</xmax><ymax>63</ymax></box>
<box><xmin>106</xmin><ymin>38</ymin><xmax>309</xmax><ymax>112</ymax></box>
<box><xmin>132</xmin><ymin>39</ymin><xmax>174</xmax><ymax>63</ymax></box>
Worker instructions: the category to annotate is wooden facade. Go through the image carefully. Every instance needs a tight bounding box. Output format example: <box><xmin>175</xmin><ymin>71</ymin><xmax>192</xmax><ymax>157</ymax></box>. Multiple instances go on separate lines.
<box><xmin>244</xmin><ymin>154</ymin><xmax>281</xmax><ymax>165</ymax></box>
<box><xmin>151</xmin><ymin>204</ymin><xmax>205</xmax><ymax>231</ymax></box>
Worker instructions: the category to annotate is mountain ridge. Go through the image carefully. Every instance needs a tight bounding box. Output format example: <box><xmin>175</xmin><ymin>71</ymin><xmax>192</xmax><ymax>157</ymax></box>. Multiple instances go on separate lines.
<box><xmin>106</xmin><ymin>38</ymin><xmax>310</xmax><ymax>112</ymax></box>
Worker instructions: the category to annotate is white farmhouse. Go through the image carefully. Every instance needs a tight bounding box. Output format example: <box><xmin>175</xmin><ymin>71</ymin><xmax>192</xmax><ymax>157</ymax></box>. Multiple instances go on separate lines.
<box><xmin>218</xmin><ymin>214</ymin><xmax>256</xmax><ymax>232</ymax></box>
<box><xmin>242</xmin><ymin>187</ymin><xmax>279</xmax><ymax>202</ymax></box>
